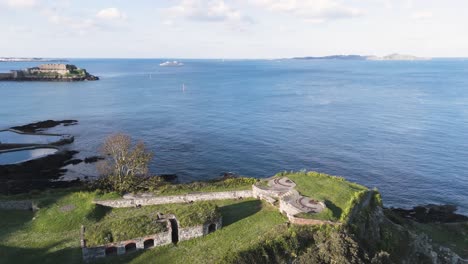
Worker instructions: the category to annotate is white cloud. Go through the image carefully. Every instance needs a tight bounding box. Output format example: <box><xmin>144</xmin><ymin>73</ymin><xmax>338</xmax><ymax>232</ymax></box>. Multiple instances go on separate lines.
<box><xmin>411</xmin><ymin>11</ymin><xmax>433</xmax><ymax>20</ymax></box>
<box><xmin>96</xmin><ymin>7</ymin><xmax>127</xmax><ymax>20</ymax></box>
<box><xmin>251</xmin><ymin>0</ymin><xmax>362</xmax><ymax>21</ymax></box>
<box><xmin>168</xmin><ymin>0</ymin><xmax>252</xmax><ymax>24</ymax></box>
<box><xmin>2</xmin><ymin>0</ymin><xmax>37</xmax><ymax>8</ymax></box>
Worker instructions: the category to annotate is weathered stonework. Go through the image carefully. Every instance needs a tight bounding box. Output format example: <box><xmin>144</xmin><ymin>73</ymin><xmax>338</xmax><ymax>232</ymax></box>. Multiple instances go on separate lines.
<box><xmin>94</xmin><ymin>190</ymin><xmax>253</xmax><ymax>208</ymax></box>
<box><xmin>81</xmin><ymin>221</ymin><xmax>173</xmax><ymax>262</ymax></box>
<box><xmin>178</xmin><ymin>217</ymin><xmax>223</xmax><ymax>242</ymax></box>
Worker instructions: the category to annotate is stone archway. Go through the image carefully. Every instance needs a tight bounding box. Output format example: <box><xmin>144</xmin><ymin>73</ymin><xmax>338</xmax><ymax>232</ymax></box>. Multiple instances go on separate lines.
<box><xmin>208</xmin><ymin>223</ymin><xmax>216</xmax><ymax>234</ymax></box>
<box><xmin>143</xmin><ymin>239</ymin><xmax>154</xmax><ymax>249</ymax></box>
<box><xmin>125</xmin><ymin>243</ymin><xmax>137</xmax><ymax>253</ymax></box>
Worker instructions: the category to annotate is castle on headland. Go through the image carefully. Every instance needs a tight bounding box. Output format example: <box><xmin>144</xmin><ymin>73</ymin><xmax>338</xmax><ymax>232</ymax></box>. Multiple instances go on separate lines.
<box><xmin>0</xmin><ymin>63</ymin><xmax>98</xmax><ymax>81</ymax></box>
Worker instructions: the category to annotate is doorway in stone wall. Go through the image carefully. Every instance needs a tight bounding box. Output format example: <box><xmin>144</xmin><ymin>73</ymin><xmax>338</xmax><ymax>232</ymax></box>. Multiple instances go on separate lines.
<box><xmin>208</xmin><ymin>223</ymin><xmax>216</xmax><ymax>234</ymax></box>
<box><xmin>169</xmin><ymin>219</ymin><xmax>179</xmax><ymax>244</ymax></box>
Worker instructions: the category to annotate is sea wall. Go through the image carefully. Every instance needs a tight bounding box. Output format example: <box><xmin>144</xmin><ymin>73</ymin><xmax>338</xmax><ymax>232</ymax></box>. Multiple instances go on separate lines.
<box><xmin>94</xmin><ymin>190</ymin><xmax>253</xmax><ymax>208</ymax></box>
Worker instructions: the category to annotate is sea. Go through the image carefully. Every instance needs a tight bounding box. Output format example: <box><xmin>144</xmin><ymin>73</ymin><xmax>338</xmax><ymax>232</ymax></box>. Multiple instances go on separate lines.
<box><xmin>0</xmin><ymin>58</ymin><xmax>467</xmax><ymax>213</ymax></box>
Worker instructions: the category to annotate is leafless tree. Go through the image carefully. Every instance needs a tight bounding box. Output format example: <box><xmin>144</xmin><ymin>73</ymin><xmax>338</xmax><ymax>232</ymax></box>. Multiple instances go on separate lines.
<box><xmin>97</xmin><ymin>133</ymin><xmax>153</xmax><ymax>192</ymax></box>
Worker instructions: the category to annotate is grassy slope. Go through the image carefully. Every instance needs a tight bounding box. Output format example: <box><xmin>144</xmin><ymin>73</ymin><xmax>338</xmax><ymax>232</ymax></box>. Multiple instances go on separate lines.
<box><xmin>275</xmin><ymin>172</ymin><xmax>367</xmax><ymax>221</ymax></box>
<box><xmin>0</xmin><ymin>190</ymin><xmax>286</xmax><ymax>264</ymax></box>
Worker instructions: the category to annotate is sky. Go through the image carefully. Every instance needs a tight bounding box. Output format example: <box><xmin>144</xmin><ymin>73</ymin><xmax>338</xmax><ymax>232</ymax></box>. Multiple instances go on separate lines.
<box><xmin>0</xmin><ymin>0</ymin><xmax>467</xmax><ymax>58</ymax></box>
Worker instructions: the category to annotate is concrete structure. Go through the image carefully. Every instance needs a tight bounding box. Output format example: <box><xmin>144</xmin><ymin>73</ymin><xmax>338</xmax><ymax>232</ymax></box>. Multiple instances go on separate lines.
<box><xmin>252</xmin><ymin>177</ymin><xmax>326</xmax><ymax>218</ymax></box>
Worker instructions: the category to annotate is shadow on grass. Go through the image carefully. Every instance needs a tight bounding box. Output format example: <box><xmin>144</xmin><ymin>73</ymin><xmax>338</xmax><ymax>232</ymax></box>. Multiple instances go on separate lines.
<box><xmin>219</xmin><ymin>199</ymin><xmax>262</xmax><ymax>227</ymax></box>
<box><xmin>0</xmin><ymin>240</ymin><xmax>82</xmax><ymax>264</ymax></box>
<box><xmin>86</xmin><ymin>205</ymin><xmax>112</xmax><ymax>222</ymax></box>
<box><xmin>324</xmin><ymin>200</ymin><xmax>342</xmax><ymax>220</ymax></box>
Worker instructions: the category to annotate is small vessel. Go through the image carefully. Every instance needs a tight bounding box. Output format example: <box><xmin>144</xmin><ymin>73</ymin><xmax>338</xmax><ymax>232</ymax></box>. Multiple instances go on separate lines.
<box><xmin>182</xmin><ymin>83</ymin><xmax>186</xmax><ymax>92</ymax></box>
<box><xmin>160</xmin><ymin>61</ymin><xmax>184</xmax><ymax>67</ymax></box>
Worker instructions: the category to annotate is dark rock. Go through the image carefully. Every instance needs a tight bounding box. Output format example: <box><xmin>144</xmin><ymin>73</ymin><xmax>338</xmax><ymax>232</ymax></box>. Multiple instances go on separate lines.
<box><xmin>11</xmin><ymin>120</ymin><xmax>78</xmax><ymax>133</ymax></box>
<box><xmin>158</xmin><ymin>174</ymin><xmax>178</xmax><ymax>182</ymax></box>
<box><xmin>84</xmin><ymin>156</ymin><xmax>105</xmax><ymax>164</ymax></box>
<box><xmin>391</xmin><ymin>204</ymin><xmax>468</xmax><ymax>223</ymax></box>
<box><xmin>64</xmin><ymin>159</ymin><xmax>83</xmax><ymax>166</ymax></box>
<box><xmin>219</xmin><ymin>172</ymin><xmax>239</xmax><ymax>180</ymax></box>
<box><xmin>0</xmin><ymin>150</ymin><xmax>80</xmax><ymax>194</ymax></box>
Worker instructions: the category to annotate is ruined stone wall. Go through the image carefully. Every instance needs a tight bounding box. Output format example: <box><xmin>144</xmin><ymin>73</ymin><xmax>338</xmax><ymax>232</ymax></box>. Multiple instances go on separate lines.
<box><xmin>82</xmin><ymin>225</ymin><xmax>172</xmax><ymax>262</ymax></box>
<box><xmin>178</xmin><ymin>225</ymin><xmax>205</xmax><ymax>242</ymax></box>
<box><xmin>252</xmin><ymin>184</ymin><xmax>283</xmax><ymax>199</ymax></box>
<box><xmin>94</xmin><ymin>190</ymin><xmax>253</xmax><ymax>208</ymax></box>
<box><xmin>178</xmin><ymin>217</ymin><xmax>223</xmax><ymax>242</ymax></box>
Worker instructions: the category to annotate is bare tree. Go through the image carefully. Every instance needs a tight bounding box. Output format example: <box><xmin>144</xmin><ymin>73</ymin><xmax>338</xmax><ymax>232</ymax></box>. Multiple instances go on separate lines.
<box><xmin>97</xmin><ymin>133</ymin><xmax>153</xmax><ymax>193</ymax></box>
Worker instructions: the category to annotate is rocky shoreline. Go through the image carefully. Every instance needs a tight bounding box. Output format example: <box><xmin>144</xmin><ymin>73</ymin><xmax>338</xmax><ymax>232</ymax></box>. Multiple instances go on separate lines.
<box><xmin>0</xmin><ymin>120</ymin><xmax>83</xmax><ymax>194</ymax></box>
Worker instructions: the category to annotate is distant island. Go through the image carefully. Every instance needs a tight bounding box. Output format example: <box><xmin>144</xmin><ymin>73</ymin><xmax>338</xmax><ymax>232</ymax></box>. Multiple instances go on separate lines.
<box><xmin>0</xmin><ymin>63</ymin><xmax>99</xmax><ymax>81</ymax></box>
<box><xmin>0</xmin><ymin>57</ymin><xmax>67</xmax><ymax>62</ymax></box>
<box><xmin>293</xmin><ymin>53</ymin><xmax>431</xmax><ymax>61</ymax></box>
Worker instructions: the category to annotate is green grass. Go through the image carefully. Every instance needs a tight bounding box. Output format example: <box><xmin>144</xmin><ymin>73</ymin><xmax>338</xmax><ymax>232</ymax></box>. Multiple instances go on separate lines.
<box><xmin>96</xmin><ymin>199</ymin><xmax>288</xmax><ymax>264</ymax></box>
<box><xmin>155</xmin><ymin>177</ymin><xmax>257</xmax><ymax>196</ymax></box>
<box><xmin>85</xmin><ymin>215</ymin><xmax>168</xmax><ymax>247</ymax></box>
<box><xmin>276</xmin><ymin>171</ymin><xmax>368</xmax><ymax>221</ymax></box>
<box><xmin>90</xmin><ymin>201</ymin><xmax>220</xmax><ymax>229</ymax></box>
<box><xmin>0</xmin><ymin>190</ymin><xmax>282</xmax><ymax>264</ymax></box>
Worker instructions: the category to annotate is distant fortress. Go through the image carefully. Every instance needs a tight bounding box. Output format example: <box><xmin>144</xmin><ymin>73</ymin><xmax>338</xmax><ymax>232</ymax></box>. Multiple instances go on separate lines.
<box><xmin>0</xmin><ymin>63</ymin><xmax>99</xmax><ymax>81</ymax></box>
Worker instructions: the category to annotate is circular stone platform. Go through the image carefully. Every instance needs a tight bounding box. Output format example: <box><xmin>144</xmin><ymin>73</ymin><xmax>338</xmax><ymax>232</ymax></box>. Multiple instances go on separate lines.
<box><xmin>267</xmin><ymin>177</ymin><xmax>296</xmax><ymax>190</ymax></box>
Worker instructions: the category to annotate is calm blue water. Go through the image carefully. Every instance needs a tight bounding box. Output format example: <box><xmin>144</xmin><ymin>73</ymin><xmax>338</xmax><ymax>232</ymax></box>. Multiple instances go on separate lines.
<box><xmin>0</xmin><ymin>148</ymin><xmax>58</xmax><ymax>165</ymax></box>
<box><xmin>0</xmin><ymin>59</ymin><xmax>467</xmax><ymax>213</ymax></box>
<box><xmin>0</xmin><ymin>130</ymin><xmax>62</xmax><ymax>144</ymax></box>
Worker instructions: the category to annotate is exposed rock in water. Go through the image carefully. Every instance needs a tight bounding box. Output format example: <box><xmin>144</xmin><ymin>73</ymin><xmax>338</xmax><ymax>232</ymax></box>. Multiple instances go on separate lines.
<box><xmin>11</xmin><ymin>120</ymin><xmax>78</xmax><ymax>133</ymax></box>
<box><xmin>390</xmin><ymin>204</ymin><xmax>468</xmax><ymax>223</ymax></box>
<box><xmin>158</xmin><ymin>174</ymin><xmax>178</xmax><ymax>182</ymax></box>
<box><xmin>84</xmin><ymin>156</ymin><xmax>105</xmax><ymax>164</ymax></box>
<box><xmin>64</xmin><ymin>159</ymin><xmax>83</xmax><ymax>166</ymax></box>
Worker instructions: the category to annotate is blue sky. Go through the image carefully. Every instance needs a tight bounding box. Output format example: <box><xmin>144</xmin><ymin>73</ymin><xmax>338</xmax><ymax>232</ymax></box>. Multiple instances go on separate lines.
<box><xmin>0</xmin><ymin>0</ymin><xmax>467</xmax><ymax>58</ymax></box>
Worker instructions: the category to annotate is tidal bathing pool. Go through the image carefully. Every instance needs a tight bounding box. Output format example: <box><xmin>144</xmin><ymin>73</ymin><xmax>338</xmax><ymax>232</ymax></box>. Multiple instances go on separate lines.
<box><xmin>0</xmin><ymin>148</ymin><xmax>58</xmax><ymax>165</ymax></box>
<box><xmin>0</xmin><ymin>130</ymin><xmax>63</xmax><ymax>144</ymax></box>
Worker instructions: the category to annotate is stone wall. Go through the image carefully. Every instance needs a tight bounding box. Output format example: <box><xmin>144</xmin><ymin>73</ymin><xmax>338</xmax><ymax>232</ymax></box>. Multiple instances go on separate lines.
<box><xmin>0</xmin><ymin>200</ymin><xmax>35</xmax><ymax>210</ymax></box>
<box><xmin>178</xmin><ymin>217</ymin><xmax>223</xmax><ymax>242</ymax></box>
<box><xmin>252</xmin><ymin>184</ymin><xmax>282</xmax><ymax>199</ymax></box>
<box><xmin>81</xmin><ymin>222</ymin><xmax>172</xmax><ymax>262</ymax></box>
<box><xmin>94</xmin><ymin>190</ymin><xmax>253</xmax><ymax>208</ymax></box>
<box><xmin>279</xmin><ymin>199</ymin><xmax>302</xmax><ymax>216</ymax></box>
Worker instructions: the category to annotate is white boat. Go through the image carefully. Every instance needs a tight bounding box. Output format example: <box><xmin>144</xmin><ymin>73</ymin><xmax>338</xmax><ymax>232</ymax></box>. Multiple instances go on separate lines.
<box><xmin>160</xmin><ymin>61</ymin><xmax>184</xmax><ymax>67</ymax></box>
